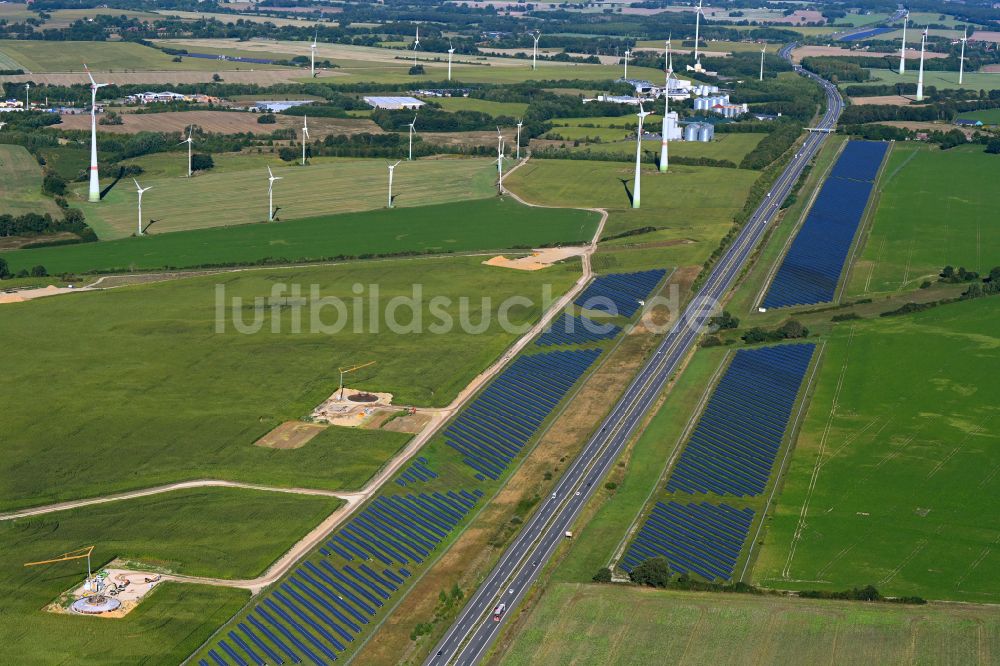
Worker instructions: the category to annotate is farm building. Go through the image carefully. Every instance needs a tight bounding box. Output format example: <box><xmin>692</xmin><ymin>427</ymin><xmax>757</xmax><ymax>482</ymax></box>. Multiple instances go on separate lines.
<box><xmin>364</xmin><ymin>96</ymin><xmax>426</xmax><ymax>110</ymax></box>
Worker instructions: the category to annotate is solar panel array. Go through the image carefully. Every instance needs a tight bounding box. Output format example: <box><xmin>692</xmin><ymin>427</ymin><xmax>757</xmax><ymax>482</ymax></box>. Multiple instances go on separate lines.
<box><xmin>445</xmin><ymin>349</ymin><xmax>602</xmax><ymax>480</ymax></box>
<box><xmin>200</xmin><ymin>489</ymin><xmax>483</xmax><ymax>666</ymax></box>
<box><xmin>620</xmin><ymin>501</ymin><xmax>755</xmax><ymax>580</ymax></box>
<box><xmin>395</xmin><ymin>457</ymin><xmax>437</xmax><ymax>487</ymax></box>
<box><xmin>534</xmin><ymin>313</ymin><xmax>621</xmax><ymax>347</ymax></box>
<box><xmin>762</xmin><ymin>140</ymin><xmax>888</xmax><ymax>309</ymax></box>
<box><xmin>667</xmin><ymin>344</ymin><xmax>815</xmax><ymax>497</ymax></box>
<box><xmin>574</xmin><ymin>269</ymin><xmax>667</xmax><ymax>317</ymax></box>
<box><xmin>621</xmin><ymin>344</ymin><xmax>815</xmax><ymax>582</ymax></box>
<box><xmin>838</xmin><ymin>26</ymin><xmax>895</xmax><ymax>41</ymax></box>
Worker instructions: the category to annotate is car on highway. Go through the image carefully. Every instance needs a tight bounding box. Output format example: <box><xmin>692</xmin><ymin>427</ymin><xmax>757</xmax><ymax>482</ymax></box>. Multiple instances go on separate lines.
<box><xmin>492</xmin><ymin>603</ymin><xmax>506</xmax><ymax>621</ymax></box>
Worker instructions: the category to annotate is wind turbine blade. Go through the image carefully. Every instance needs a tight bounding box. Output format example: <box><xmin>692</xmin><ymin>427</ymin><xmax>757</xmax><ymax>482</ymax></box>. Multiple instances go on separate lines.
<box><xmin>267</xmin><ymin>166</ymin><xmax>274</xmax><ymax>178</ymax></box>
<box><xmin>83</xmin><ymin>63</ymin><xmax>96</xmax><ymax>86</ymax></box>
<box><xmin>133</xmin><ymin>178</ymin><xmax>141</xmax><ymax>189</ymax></box>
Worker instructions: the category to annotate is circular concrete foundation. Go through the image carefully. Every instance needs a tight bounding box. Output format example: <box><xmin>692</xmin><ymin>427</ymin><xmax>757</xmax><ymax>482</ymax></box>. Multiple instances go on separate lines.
<box><xmin>71</xmin><ymin>595</ymin><xmax>121</xmax><ymax>615</ymax></box>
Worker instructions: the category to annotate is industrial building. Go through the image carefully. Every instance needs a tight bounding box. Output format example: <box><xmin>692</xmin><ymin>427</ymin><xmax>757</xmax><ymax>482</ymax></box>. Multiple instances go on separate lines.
<box><xmin>363</xmin><ymin>96</ymin><xmax>426</xmax><ymax>110</ymax></box>
<box><xmin>694</xmin><ymin>93</ymin><xmax>748</xmax><ymax>119</ymax></box>
<box><xmin>662</xmin><ymin>111</ymin><xmax>682</xmax><ymax>141</ymax></box>
<box><xmin>683</xmin><ymin>122</ymin><xmax>715</xmax><ymax>142</ymax></box>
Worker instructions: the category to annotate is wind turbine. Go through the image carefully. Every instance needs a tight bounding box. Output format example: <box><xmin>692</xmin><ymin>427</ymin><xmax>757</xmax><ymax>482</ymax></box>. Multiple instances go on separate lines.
<box><xmin>267</xmin><ymin>166</ymin><xmax>282</xmax><ymax>221</ymax></box>
<box><xmin>133</xmin><ymin>178</ymin><xmax>152</xmax><ymax>236</ymax></box>
<box><xmin>623</xmin><ymin>48</ymin><xmax>631</xmax><ymax>80</ymax></box>
<box><xmin>24</xmin><ymin>82</ymin><xmax>30</xmax><ymax>108</ymax></box>
<box><xmin>632</xmin><ymin>101</ymin><xmax>650</xmax><ymax>209</ymax></box>
<box><xmin>0</xmin><ymin>121</ymin><xmax>6</xmax><ymax>131</ymax></box>
<box><xmin>959</xmin><ymin>25</ymin><xmax>968</xmax><ymax>85</ymax></box>
<box><xmin>496</xmin><ymin>139</ymin><xmax>507</xmax><ymax>195</ymax></box>
<box><xmin>413</xmin><ymin>26</ymin><xmax>420</xmax><ymax>68</ymax></box>
<box><xmin>178</xmin><ymin>126</ymin><xmax>194</xmax><ymax>177</ymax></box>
<box><xmin>84</xmin><ymin>64</ymin><xmax>109</xmax><ymax>203</ymax></box>
<box><xmin>407</xmin><ymin>115</ymin><xmax>417</xmax><ymax>160</ymax></box>
<box><xmin>387</xmin><ymin>160</ymin><xmax>401</xmax><ymax>208</ymax></box>
<box><xmin>693</xmin><ymin>0</ymin><xmax>704</xmax><ymax>65</ymax></box>
<box><xmin>531</xmin><ymin>31</ymin><xmax>541</xmax><ymax>71</ymax></box>
<box><xmin>659</xmin><ymin>38</ymin><xmax>673</xmax><ymax>174</ymax></box>
<box><xmin>301</xmin><ymin>115</ymin><xmax>310</xmax><ymax>165</ymax></box>
<box><xmin>899</xmin><ymin>10</ymin><xmax>908</xmax><ymax>75</ymax></box>
<box><xmin>310</xmin><ymin>28</ymin><xmax>318</xmax><ymax>78</ymax></box>
<box><xmin>515</xmin><ymin>119</ymin><xmax>523</xmax><ymax>160</ymax></box>
<box><xmin>448</xmin><ymin>41</ymin><xmax>455</xmax><ymax>81</ymax></box>
<box><xmin>916</xmin><ymin>27</ymin><xmax>927</xmax><ymax>101</ymax></box>
<box><xmin>759</xmin><ymin>44</ymin><xmax>766</xmax><ymax>81</ymax></box>
<box><xmin>496</xmin><ymin>126</ymin><xmax>504</xmax><ymax>173</ymax></box>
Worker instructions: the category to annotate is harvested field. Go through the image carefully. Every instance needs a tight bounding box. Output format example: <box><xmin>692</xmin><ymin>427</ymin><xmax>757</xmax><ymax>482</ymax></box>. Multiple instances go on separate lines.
<box><xmin>0</xmin><ymin>69</ymin><xmax>333</xmax><ymax>86</ymax></box>
<box><xmin>254</xmin><ymin>421</ymin><xmax>327</xmax><ymax>449</ymax></box>
<box><xmin>878</xmin><ymin>120</ymin><xmax>979</xmax><ymax>137</ymax></box>
<box><xmin>791</xmin><ymin>45</ymin><xmax>946</xmax><ymax>62</ymax></box>
<box><xmin>55</xmin><ymin>110</ymin><xmax>381</xmax><ymax>139</ymax></box>
<box><xmin>982</xmin><ymin>64</ymin><xmax>1000</xmax><ymax>73</ymax></box>
<box><xmin>973</xmin><ymin>31</ymin><xmax>1000</xmax><ymax>44</ymax></box>
<box><xmin>850</xmin><ymin>95</ymin><xmax>913</xmax><ymax>105</ymax></box>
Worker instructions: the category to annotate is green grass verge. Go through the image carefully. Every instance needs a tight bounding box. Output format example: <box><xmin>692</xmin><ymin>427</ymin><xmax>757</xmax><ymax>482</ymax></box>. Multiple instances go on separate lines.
<box><xmin>0</xmin><ymin>198</ymin><xmax>600</xmax><ymax>275</ymax></box>
<box><xmin>755</xmin><ymin>297</ymin><xmax>1000</xmax><ymax>603</ymax></box>
<box><xmin>0</xmin><ymin>257</ymin><xmax>577</xmax><ymax>510</ymax></box>
<box><xmin>500</xmin><ymin>583</ymin><xmax>999</xmax><ymax>664</ymax></box>
<box><xmin>0</xmin><ymin>144</ymin><xmax>62</xmax><ymax>217</ymax></box>
<box><xmin>847</xmin><ymin>144</ymin><xmax>1000</xmax><ymax>296</ymax></box>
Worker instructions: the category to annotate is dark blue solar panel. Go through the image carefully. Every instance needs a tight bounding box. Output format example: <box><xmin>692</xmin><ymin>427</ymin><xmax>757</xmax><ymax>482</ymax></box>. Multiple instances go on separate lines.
<box><xmin>445</xmin><ymin>349</ymin><xmax>602</xmax><ymax>479</ymax></box>
<box><xmin>762</xmin><ymin>141</ymin><xmax>888</xmax><ymax>309</ymax></box>
<box><xmin>575</xmin><ymin>269</ymin><xmax>667</xmax><ymax>317</ymax></box>
<box><xmin>838</xmin><ymin>26</ymin><xmax>895</xmax><ymax>41</ymax></box>
<box><xmin>535</xmin><ymin>313</ymin><xmax>621</xmax><ymax>347</ymax></box>
<box><xmin>666</xmin><ymin>344</ymin><xmax>815</xmax><ymax>498</ymax></box>
<box><xmin>620</xmin><ymin>501</ymin><xmax>755</xmax><ymax>581</ymax></box>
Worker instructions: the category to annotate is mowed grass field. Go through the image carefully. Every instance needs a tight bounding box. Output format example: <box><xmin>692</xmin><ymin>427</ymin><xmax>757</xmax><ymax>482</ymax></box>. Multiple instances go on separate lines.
<box><xmin>956</xmin><ymin>108</ymin><xmax>1000</xmax><ymax>125</ymax></box>
<box><xmin>2</xmin><ymin>486</ymin><xmax>344</xmax><ymax>664</ymax></box>
<box><xmin>1</xmin><ymin>198</ymin><xmax>599</xmax><ymax>274</ymax></box>
<box><xmin>848</xmin><ymin>144</ymin><xmax>1000</xmax><ymax>295</ymax></box>
<box><xmin>499</xmin><ymin>584</ymin><xmax>1000</xmax><ymax>665</ymax></box>
<box><xmin>430</xmin><ymin>96</ymin><xmax>529</xmax><ymax>116</ymax></box>
<box><xmin>505</xmin><ymin>159</ymin><xmax>760</xmax><ymax>268</ymax></box>
<box><xmin>755</xmin><ymin>297</ymin><xmax>1000</xmax><ymax>603</ymax></box>
<box><xmin>0</xmin><ymin>257</ymin><xmax>578</xmax><ymax>510</ymax></box>
<box><xmin>0</xmin><ymin>39</ymin><xmax>286</xmax><ymax>73</ymax></box>
<box><xmin>545</xmin><ymin>132</ymin><xmax>766</xmax><ymax>164</ymax></box>
<box><xmin>853</xmin><ymin>68</ymin><xmax>1000</xmax><ymax>92</ymax></box>
<box><xmin>0</xmin><ymin>144</ymin><xmax>62</xmax><ymax>217</ymax></box>
<box><xmin>75</xmin><ymin>156</ymin><xmax>499</xmax><ymax>239</ymax></box>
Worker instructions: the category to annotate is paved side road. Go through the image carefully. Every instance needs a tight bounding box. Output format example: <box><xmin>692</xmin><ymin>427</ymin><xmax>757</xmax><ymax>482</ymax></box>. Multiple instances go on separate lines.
<box><xmin>426</xmin><ymin>44</ymin><xmax>844</xmax><ymax>666</ymax></box>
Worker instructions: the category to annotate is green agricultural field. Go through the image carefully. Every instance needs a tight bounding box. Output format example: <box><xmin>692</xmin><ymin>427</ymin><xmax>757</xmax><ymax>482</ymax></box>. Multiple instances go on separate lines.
<box><xmin>755</xmin><ymin>297</ymin><xmax>1000</xmax><ymax>603</ymax></box>
<box><xmin>855</xmin><ymin>68</ymin><xmax>1000</xmax><ymax>92</ymax></box>
<box><xmin>956</xmin><ymin>108</ymin><xmax>1000</xmax><ymax>125</ymax></box>
<box><xmin>429</xmin><ymin>96</ymin><xmax>529</xmax><ymax>117</ymax></box>
<box><xmin>74</xmin><ymin>157</ymin><xmax>499</xmax><ymax>239</ymax></box>
<box><xmin>505</xmin><ymin>159</ymin><xmax>760</xmax><ymax>268</ymax></box>
<box><xmin>0</xmin><ymin>257</ymin><xmax>578</xmax><ymax>510</ymax></box>
<box><xmin>1</xmin><ymin>486</ymin><xmax>343</xmax><ymax>664</ymax></box>
<box><xmin>36</xmin><ymin>145</ymin><xmax>89</xmax><ymax>180</ymax></box>
<box><xmin>500</xmin><ymin>584</ymin><xmax>1000</xmax><ymax>665</ymax></box>
<box><xmin>834</xmin><ymin>10</ymin><xmax>893</xmax><ymax>26</ymax></box>
<box><xmin>848</xmin><ymin>144</ymin><xmax>1000</xmax><ymax>295</ymax></box>
<box><xmin>0</xmin><ymin>39</ymin><xmax>285</xmax><ymax>73</ymax></box>
<box><xmin>0</xmin><ymin>144</ymin><xmax>62</xmax><ymax>217</ymax></box>
<box><xmin>1</xmin><ymin>198</ymin><xmax>599</xmax><ymax>275</ymax></box>
<box><xmin>555</xmin><ymin>132</ymin><xmax>766</xmax><ymax>165</ymax></box>
<box><xmin>865</xmin><ymin>28</ymin><xmax>964</xmax><ymax>43</ymax></box>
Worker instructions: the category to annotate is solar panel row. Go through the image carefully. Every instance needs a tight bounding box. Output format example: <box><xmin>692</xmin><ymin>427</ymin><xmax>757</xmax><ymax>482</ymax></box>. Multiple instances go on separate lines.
<box><xmin>838</xmin><ymin>26</ymin><xmax>895</xmax><ymax>41</ymax></box>
<box><xmin>620</xmin><ymin>501</ymin><xmax>755</xmax><ymax>581</ymax></box>
<box><xmin>395</xmin><ymin>457</ymin><xmax>437</xmax><ymax>487</ymax></box>
<box><xmin>445</xmin><ymin>349</ymin><xmax>602</xmax><ymax>480</ymax></box>
<box><xmin>762</xmin><ymin>140</ymin><xmax>888</xmax><ymax>309</ymax></box>
<box><xmin>200</xmin><ymin>490</ymin><xmax>483</xmax><ymax>666</ymax></box>
<box><xmin>534</xmin><ymin>312</ymin><xmax>621</xmax><ymax>348</ymax></box>
<box><xmin>666</xmin><ymin>344</ymin><xmax>815</xmax><ymax>497</ymax></box>
<box><xmin>574</xmin><ymin>269</ymin><xmax>667</xmax><ymax>318</ymax></box>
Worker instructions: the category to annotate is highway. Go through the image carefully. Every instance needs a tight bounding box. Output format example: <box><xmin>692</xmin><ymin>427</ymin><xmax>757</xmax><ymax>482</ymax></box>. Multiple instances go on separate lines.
<box><xmin>425</xmin><ymin>45</ymin><xmax>844</xmax><ymax>666</ymax></box>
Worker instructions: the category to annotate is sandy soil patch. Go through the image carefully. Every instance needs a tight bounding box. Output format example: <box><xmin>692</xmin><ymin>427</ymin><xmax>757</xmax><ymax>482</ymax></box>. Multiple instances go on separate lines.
<box><xmin>375</xmin><ymin>411</ymin><xmax>432</xmax><ymax>434</ymax></box>
<box><xmin>46</xmin><ymin>567</ymin><xmax>163</xmax><ymax>618</ymax></box>
<box><xmin>55</xmin><ymin>110</ymin><xmax>381</xmax><ymax>138</ymax></box>
<box><xmin>0</xmin><ymin>69</ymin><xmax>337</xmax><ymax>86</ymax></box>
<box><xmin>484</xmin><ymin>246</ymin><xmax>588</xmax><ymax>271</ymax></box>
<box><xmin>851</xmin><ymin>95</ymin><xmax>914</xmax><ymax>106</ymax></box>
<box><xmin>311</xmin><ymin>388</ymin><xmax>394</xmax><ymax>427</ymax></box>
<box><xmin>0</xmin><ymin>284</ymin><xmax>89</xmax><ymax>304</ymax></box>
<box><xmin>254</xmin><ymin>421</ymin><xmax>328</xmax><ymax>449</ymax></box>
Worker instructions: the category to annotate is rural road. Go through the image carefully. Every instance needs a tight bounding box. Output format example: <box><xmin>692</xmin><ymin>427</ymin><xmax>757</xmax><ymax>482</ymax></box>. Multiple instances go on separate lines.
<box><xmin>426</xmin><ymin>44</ymin><xmax>845</xmax><ymax>665</ymax></box>
<box><xmin>5</xmin><ymin>175</ymin><xmax>607</xmax><ymax>596</ymax></box>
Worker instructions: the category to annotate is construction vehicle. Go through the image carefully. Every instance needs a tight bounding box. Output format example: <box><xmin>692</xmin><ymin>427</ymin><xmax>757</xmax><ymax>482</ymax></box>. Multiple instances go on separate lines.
<box><xmin>24</xmin><ymin>546</ymin><xmax>96</xmax><ymax>588</ymax></box>
<box><xmin>338</xmin><ymin>361</ymin><xmax>376</xmax><ymax>400</ymax></box>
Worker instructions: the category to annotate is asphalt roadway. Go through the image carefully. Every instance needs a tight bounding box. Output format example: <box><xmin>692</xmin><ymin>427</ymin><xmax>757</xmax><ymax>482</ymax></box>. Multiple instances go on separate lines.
<box><xmin>425</xmin><ymin>45</ymin><xmax>845</xmax><ymax>666</ymax></box>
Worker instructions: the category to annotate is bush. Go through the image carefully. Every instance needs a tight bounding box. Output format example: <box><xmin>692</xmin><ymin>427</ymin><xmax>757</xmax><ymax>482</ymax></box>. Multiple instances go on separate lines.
<box><xmin>831</xmin><ymin>312</ymin><xmax>860</xmax><ymax>322</ymax></box>
<box><xmin>0</xmin><ymin>257</ymin><xmax>10</xmax><ymax>279</ymax></box>
<box><xmin>629</xmin><ymin>557</ymin><xmax>672</xmax><ymax>588</ymax></box>
<box><xmin>604</xmin><ymin>482</ymin><xmax>617</xmax><ymax>491</ymax></box>
<box><xmin>30</xmin><ymin>265</ymin><xmax>48</xmax><ymax>277</ymax></box>
<box><xmin>408</xmin><ymin>64</ymin><xmax>426</xmax><ymax>75</ymax></box>
<box><xmin>592</xmin><ymin>567</ymin><xmax>612</xmax><ymax>583</ymax></box>
<box><xmin>191</xmin><ymin>153</ymin><xmax>214</xmax><ymax>172</ymax></box>
<box><xmin>42</xmin><ymin>171</ymin><xmax>67</xmax><ymax>196</ymax></box>
<box><xmin>257</xmin><ymin>113</ymin><xmax>277</xmax><ymax>124</ymax></box>
<box><xmin>987</xmin><ymin>138</ymin><xmax>1000</xmax><ymax>155</ymax></box>
<box><xmin>278</xmin><ymin>146</ymin><xmax>299</xmax><ymax>162</ymax></box>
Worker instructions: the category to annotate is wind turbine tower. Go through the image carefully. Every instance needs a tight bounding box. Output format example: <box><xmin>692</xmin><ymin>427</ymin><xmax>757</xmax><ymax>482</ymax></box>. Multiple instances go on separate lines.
<box><xmin>532</xmin><ymin>31</ymin><xmax>541</xmax><ymax>71</ymax></box>
<box><xmin>387</xmin><ymin>161</ymin><xmax>401</xmax><ymax>208</ymax></box>
<box><xmin>496</xmin><ymin>126</ymin><xmax>504</xmax><ymax>173</ymax></box>
<box><xmin>916</xmin><ymin>27</ymin><xmax>927</xmax><ymax>101</ymax></box>
<box><xmin>178</xmin><ymin>126</ymin><xmax>194</xmax><ymax>177</ymax></box>
<box><xmin>301</xmin><ymin>115</ymin><xmax>310</xmax><ymax>165</ymax></box>
<box><xmin>659</xmin><ymin>39</ymin><xmax>673</xmax><ymax>174</ymax></box>
<box><xmin>133</xmin><ymin>179</ymin><xmax>152</xmax><ymax>236</ymax></box>
<box><xmin>407</xmin><ymin>115</ymin><xmax>417</xmax><ymax>160</ymax></box>
<box><xmin>84</xmin><ymin>65</ymin><xmax>108</xmax><ymax>203</ymax></box>
<box><xmin>448</xmin><ymin>42</ymin><xmax>455</xmax><ymax>81</ymax></box>
<box><xmin>310</xmin><ymin>29</ymin><xmax>318</xmax><ymax>78</ymax></box>
<box><xmin>759</xmin><ymin>45</ymin><xmax>766</xmax><ymax>81</ymax></box>
<box><xmin>694</xmin><ymin>0</ymin><xmax>704</xmax><ymax>65</ymax></box>
<box><xmin>24</xmin><ymin>82</ymin><xmax>30</xmax><ymax>108</ymax></box>
<box><xmin>515</xmin><ymin>119</ymin><xmax>523</xmax><ymax>160</ymax></box>
<box><xmin>623</xmin><ymin>48</ymin><xmax>631</xmax><ymax>80</ymax></box>
<box><xmin>267</xmin><ymin>166</ymin><xmax>282</xmax><ymax>221</ymax></box>
<box><xmin>632</xmin><ymin>101</ymin><xmax>650</xmax><ymax>209</ymax></box>
<box><xmin>899</xmin><ymin>11</ymin><xmax>908</xmax><ymax>75</ymax></box>
<box><xmin>413</xmin><ymin>26</ymin><xmax>420</xmax><ymax>68</ymax></box>
<box><xmin>496</xmin><ymin>139</ymin><xmax>506</xmax><ymax>195</ymax></box>
<box><xmin>959</xmin><ymin>25</ymin><xmax>968</xmax><ymax>85</ymax></box>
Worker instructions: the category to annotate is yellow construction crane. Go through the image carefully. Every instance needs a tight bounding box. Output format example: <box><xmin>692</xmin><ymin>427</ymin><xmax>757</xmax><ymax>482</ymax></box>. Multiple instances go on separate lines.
<box><xmin>339</xmin><ymin>361</ymin><xmax>376</xmax><ymax>400</ymax></box>
<box><xmin>25</xmin><ymin>546</ymin><xmax>96</xmax><ymax>582</ymax></box>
